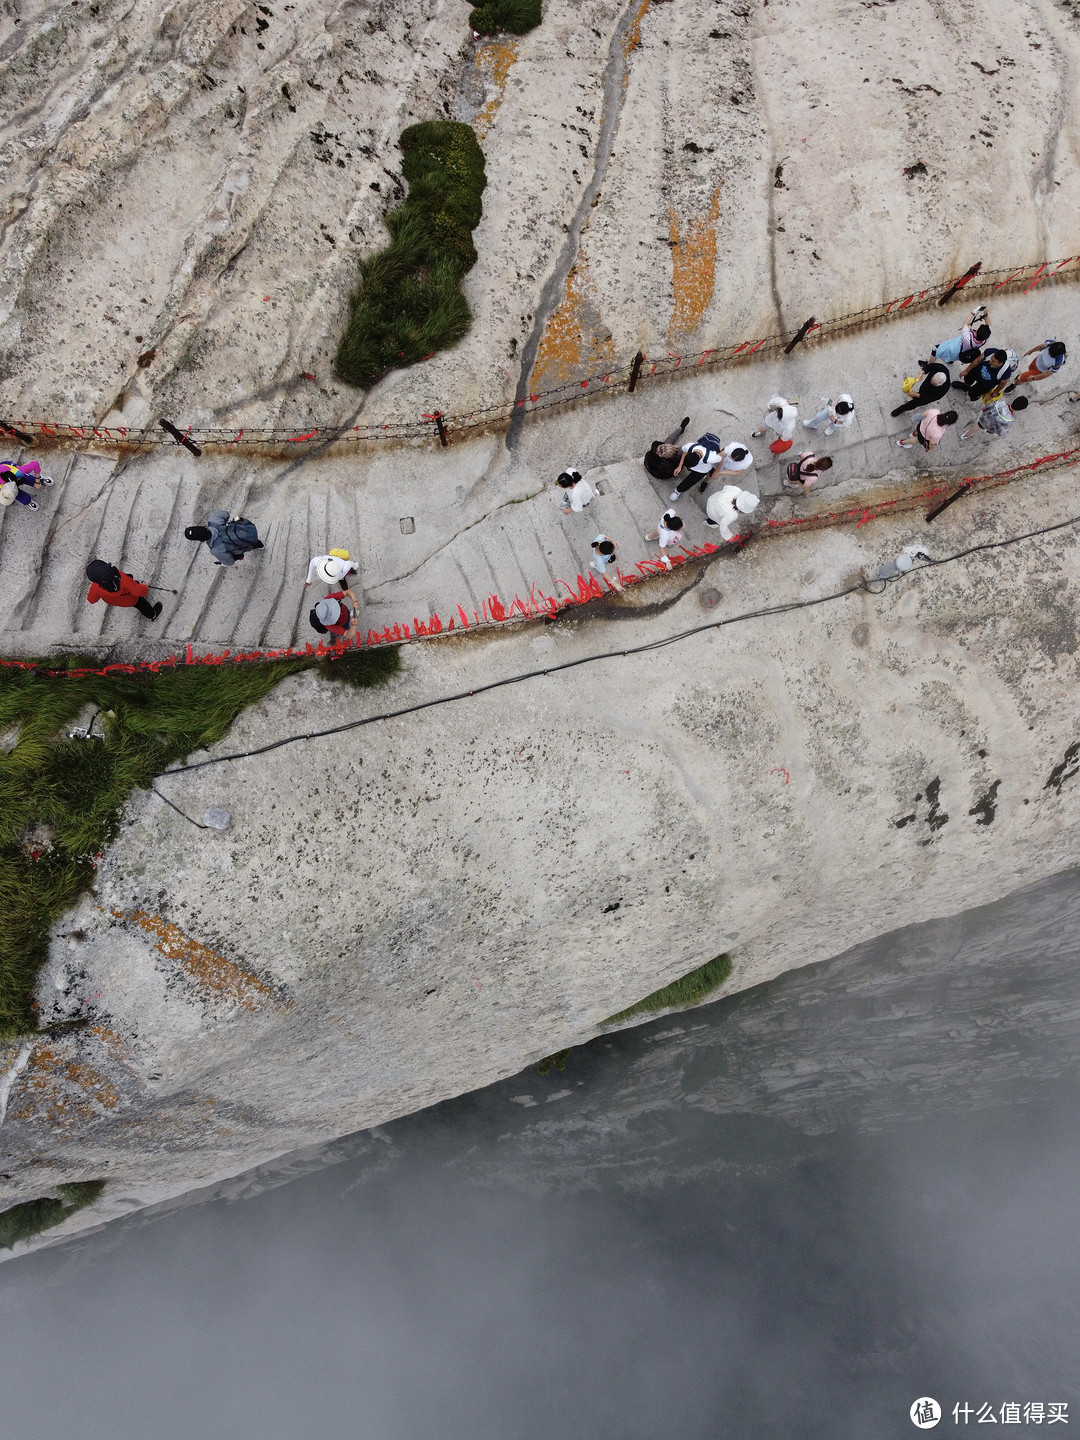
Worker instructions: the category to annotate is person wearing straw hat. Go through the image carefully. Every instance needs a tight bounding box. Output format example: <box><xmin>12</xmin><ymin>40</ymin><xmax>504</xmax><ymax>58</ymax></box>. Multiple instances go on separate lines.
<box><xmin>305</xmin><ymin>550</ymin><xmax>358</xmax><ymax>587</ymax></box>
<box><xmin>309</xmin><ymin>588</ymin><xmax>359</xmax><ymax>639</ymax></box>
<box><xmin>0</xmin><ymin>459</ymin><xmax>53</xmax><ymax>509</ymax></box>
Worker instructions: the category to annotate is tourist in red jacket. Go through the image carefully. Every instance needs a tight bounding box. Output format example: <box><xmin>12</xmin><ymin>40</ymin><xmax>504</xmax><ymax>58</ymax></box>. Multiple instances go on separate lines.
<box><xmin>85</xmin><ymin>559</ymin><xmax>162</xmax><ymax>620</ymax></box>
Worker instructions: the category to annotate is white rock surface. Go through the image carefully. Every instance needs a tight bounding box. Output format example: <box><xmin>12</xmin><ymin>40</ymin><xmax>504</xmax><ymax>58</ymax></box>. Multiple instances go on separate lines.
<box><xmin>2</xmin><ymin>0</ymin><xmax>1079</xmax><ymax>428</ymax></box>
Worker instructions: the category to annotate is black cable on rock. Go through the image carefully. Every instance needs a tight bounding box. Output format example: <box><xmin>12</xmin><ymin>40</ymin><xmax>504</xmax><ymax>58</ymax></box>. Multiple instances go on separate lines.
<box><xmin>159</xmin><ymin>512</ymin><xmax>1080</xmax><ymax>779</ymax></box>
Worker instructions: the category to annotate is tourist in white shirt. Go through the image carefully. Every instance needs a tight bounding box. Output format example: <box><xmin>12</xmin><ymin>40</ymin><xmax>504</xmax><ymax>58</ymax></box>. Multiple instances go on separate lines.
<box><xmin>644</xmin><ymin>509</ymin><xmax>685</xmax><ymax>569</ymax></box>
<box><xmin>803</xmin><ymin>394</ymin><xmax>855</xmax><ymax>436</ymax></box>
<box><xmin>704</xmin><ymin>485</ymin><xmax>759</xmax><ymax>541</ymax></box>
<box><xmin>670</xmin><ymin>432</ymin><xmax>723</xmax><ymax>497</ymax></box>
<box><xmin>556</xmin><ymin>468</ymin><xmax>597</xmax><ymax>513</ymax></box>
<box><xmin>751</xmin><ymin>395</ymin><xmax>799</xmax><ymax>453</ymax></box>
<box><xmin>305</xmin><ymin>550</ymin><xmax>357</xmax><ymax>587</ymax></box>
<box><xmin>716</xmin><ymin>443</ymin><xmax>753</xmax><ymax>479</ymax></box>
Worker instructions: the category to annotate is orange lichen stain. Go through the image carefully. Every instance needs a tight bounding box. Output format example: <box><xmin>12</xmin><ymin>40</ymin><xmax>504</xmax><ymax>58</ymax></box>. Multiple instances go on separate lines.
<box><xmin>624</xmin><ymin>0</ymin><xmax>653</xmax><ymax>58</ymax></box>
<box><xmin>112</xmin><ymin>909</ymin><xmax>283</xmax><ymax>1011</ymax></box>
<box><xmin>668</xmin><ymin>186</ymin><xmax>723</xmax><ymax>341</ymax></box>
<box><xmin>529</xmin><ymin>262</ymin><xmax>616</xmax><ymax>392</ymax></box>
<box><xmin>473</xmin><ymin>39</ymin><xmax>519</xmax><ymax>141</ymax></box>
<box><xmin>7</xmin><ymin>1045</ymin><xmax>118</xmax><ymax>1131</ymax></box>
<box><xmin>90</xmin><ymin>1025</ymin><xmax>128</xmax><ymax>1063</ymax></box>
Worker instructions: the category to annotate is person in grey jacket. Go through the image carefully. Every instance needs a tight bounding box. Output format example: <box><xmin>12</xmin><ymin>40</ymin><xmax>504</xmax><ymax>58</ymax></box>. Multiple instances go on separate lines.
<box><xmin>185</xmin><ymin>512</ymin><xmax>263</xmax><ymax>567</ymax></box>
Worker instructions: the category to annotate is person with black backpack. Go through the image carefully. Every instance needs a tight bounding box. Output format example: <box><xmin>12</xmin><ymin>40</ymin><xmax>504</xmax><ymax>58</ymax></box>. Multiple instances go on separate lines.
<box><xmin>184</xmin><ymin>511</ymin><xmax>264</xmax><ymax>567</ymax></box>
<box><xmin>670</xmin><ymin>431</ymin><xmax>723</xmax><ymax>497</ymax></box>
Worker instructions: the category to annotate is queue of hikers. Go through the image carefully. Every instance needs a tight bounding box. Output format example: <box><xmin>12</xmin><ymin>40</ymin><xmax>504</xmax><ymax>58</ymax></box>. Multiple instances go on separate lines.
<box><xmin>611</xmin><ymin>307</ymin><xmax>1067</xmax><ymax>569</ymax></box>
<box><xmin>0</xmin><ymin>305</ymin><xmax>1070</xmax><ymax>630</ymax></box>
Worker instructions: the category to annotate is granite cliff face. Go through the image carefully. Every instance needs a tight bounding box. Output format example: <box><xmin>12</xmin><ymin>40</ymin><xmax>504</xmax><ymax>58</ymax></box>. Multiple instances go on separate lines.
<box><xmin>2</xmin><ymin>0</ymin><xmax>1078</xmax><ymax>431</ymax></box>
<box><xmin>2</xmin><ymin>0</ymin><xmax>1080</xmax><ymax>1249</ymax></box>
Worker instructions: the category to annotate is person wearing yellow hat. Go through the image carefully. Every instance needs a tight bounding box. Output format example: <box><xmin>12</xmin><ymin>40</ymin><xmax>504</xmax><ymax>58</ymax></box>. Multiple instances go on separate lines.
<box><xmin>305</xmin><ymin>549</ymin><xmax>357</xmax><ymax>587</ymax></box>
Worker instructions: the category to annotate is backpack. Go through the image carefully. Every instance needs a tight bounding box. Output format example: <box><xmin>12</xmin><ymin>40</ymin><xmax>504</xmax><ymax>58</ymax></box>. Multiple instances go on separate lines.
<box><xmin>223</xmin><ymin>518</ymin><xmax>259</xmax><ymax>551</ymax></box>
<box><xmin>690</xmin><ymin>433</ymin><xmax>722</xmax><ymax>469</ymax></box>
<box><xmin>998</xmin><ymin>347</ymin><xmax>1020</xmax><ymax>379</ymax></box>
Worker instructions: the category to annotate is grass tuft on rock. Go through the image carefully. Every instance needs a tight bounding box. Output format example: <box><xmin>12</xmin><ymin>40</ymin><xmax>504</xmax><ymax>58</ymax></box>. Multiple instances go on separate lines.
<box><xmin>0</xmin><ymin>1180</ymin><xmax>105</xmax><ymax>1250</ymax></box>
<box><xmin>604</xmin><ymin>954</ymin><xmax>733</xmax><ymax>1026</ymax></box>
<box><xmin>335</xmin><ymin>121</ymin><xmax>487</xmax><ymax>389</ymax></box>
<box><xmin>0</xmin><ymin>650</ymin><xmax>400</xmax><ymax>1038</ymax></box>
<box><xmin>468</xmin><ymin>0</ymin><xmax>542</xmax><ymax>34</ymax></box>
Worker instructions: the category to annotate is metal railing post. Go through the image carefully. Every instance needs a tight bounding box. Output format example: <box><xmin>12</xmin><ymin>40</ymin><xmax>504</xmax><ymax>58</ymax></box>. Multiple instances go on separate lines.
<box><xmin>784</xmin><ymin>317</ymin><xmax>816</xmax><ymax>355</ymax></box>
<box><xmin>159</xmin><ymin>419</ymin><xmax>203</xmax><ymax>457</ymax></box>
<box><xmin>937</xmin><ymin>262</ymin><xmax>982</xmax><ymax>307</ymax></box>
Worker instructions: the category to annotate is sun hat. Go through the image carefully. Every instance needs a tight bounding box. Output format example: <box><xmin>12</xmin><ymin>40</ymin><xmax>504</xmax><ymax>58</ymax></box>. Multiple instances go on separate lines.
<box><xmin>315</xmin><ymin>555</ymin><xmax>353</xmax><ymax>585</ymax></box>
<box><xmin>314</xmin><ymin>597</ymin><xmax>343</xmax><ymax>627</ymax></box>
<box><xmin>735</xmin><ymin>492</ymin><xmax>760</xmax><ymax>514</ymax></box>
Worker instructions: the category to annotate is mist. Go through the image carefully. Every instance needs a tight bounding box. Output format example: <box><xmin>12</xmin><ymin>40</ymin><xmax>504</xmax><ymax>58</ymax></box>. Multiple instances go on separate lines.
<box><xmin>1</xmin><ymin>872</ymin><xmax>1078</xmax><ymax>1440</ymax></box>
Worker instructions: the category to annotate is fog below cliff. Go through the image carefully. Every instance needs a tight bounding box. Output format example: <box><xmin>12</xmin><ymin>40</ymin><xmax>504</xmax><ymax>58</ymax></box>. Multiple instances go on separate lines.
<box><xmin>2</xmin><ymin>872</ymin><xmax>1080</xmax><ymax>1439</ymax></box>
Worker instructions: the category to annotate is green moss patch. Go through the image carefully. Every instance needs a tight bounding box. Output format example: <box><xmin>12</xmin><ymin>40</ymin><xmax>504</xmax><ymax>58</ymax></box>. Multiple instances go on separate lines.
<box><xmin>605</xmin><ymin>954</ymin><xmax>733</xmax><ymax>1026</ymax></box>
<box><xmin>0</xmin><ymin>649</ymin><xmax>400</xmax><ymax>1038</ymax></box>
<box><xmin>469</xmin><ymin>0</ymin><xmax>542</xmax><ymax>35</ymax></box>
<box><xmin>335</xmin><ymin>121</ymin><xmax>487</xmax><ymax>389</ymax></box>
<box><xmin>0</xmin><ymin>1180</ymin><xmax>105</xmax><ymax>1250</ymax></box>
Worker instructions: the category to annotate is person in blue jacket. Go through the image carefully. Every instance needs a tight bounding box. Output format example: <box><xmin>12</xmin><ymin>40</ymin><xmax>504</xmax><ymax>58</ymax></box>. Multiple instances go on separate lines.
<box><xmin>185</xmin><ymin>511</ymin><xmax>263</xmax><ymax>567</ymax></box>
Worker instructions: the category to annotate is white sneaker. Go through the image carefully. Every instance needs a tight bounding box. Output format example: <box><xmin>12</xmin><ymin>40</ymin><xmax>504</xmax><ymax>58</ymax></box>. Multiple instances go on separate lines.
<box><xmin>40</xmin><ymin>475</ymin><xmax>54</xmax><ymax>485</ymax></box>
<box><xmin>25</xmin><ymin>499</ymin><xmax>37</xmax><ymax>509</ymax></box>
<box><xmin>669</xmin><ymin>490</ymin><xmax>681</xmax><ymax>502</ymax></box>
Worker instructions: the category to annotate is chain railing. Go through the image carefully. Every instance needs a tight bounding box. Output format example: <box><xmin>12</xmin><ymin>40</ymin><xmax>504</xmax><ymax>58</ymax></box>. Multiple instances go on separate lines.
<box><xmin>1</xmin><ymin>255</ymin><xmax>1077</xmax><ymax>458</ymax></box>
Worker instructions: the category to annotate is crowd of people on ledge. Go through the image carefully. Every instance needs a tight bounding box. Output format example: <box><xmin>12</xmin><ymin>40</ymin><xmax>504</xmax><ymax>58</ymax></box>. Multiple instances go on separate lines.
<box><xmin>0</xmin><ymin>305</ymin><xmax>1072</xmax><ymax>633</ymax></box>
<box><xmin>591</xmin><ymin>306</ymin><xmax>1071</xmax><ymax>568</ymax></box>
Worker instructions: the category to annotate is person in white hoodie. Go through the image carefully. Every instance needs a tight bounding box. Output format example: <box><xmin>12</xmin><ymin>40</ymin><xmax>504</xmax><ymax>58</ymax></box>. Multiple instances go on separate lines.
<box><xmin>751</xmin><ymin>395</ymin><xmax>799</xmax><ymax>453</ymax></box>
<box><xmin>704</xmin><ymin>485</ymin><xmax>759</xmax><ymax>541</ymax></box>
<box><xmin>803</xmin><ymin>394</ymin><xmax>855</xmax><ymax>436</ymax></box>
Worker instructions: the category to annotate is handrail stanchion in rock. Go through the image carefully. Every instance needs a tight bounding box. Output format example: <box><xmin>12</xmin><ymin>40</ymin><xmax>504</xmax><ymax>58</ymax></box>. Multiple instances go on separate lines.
<box><xmin>627</xmin><ymin>351</ymin><xmax>645</xmax><ymax>394</ymax></box>
<box><xmin>937</xmin><ymin>261</ymin><xmax>982</xmax><ymax>307</ymax></box>
<box><xmin>434</xmin><ymin>412</ymin><xmax>449</xmax><ymax>448</ymax></box>
<box><xmin>925</xmin><ymin>480</ymin><xmax>974</xmax><ymax>522</ymax></box>
<box><xmin>159</xmin><ymin>418</ymin><xmax>203</xmax><ymax>458</ymax></box>
<box><xmin>784</xmin><ymin>317</ymin><xmax>817</xmax><ymax>356</ymax></box>
<box><xmin>0</xmin><ymin>421</ymin><xmax>35</xmax><ymax>445</ymax></box>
